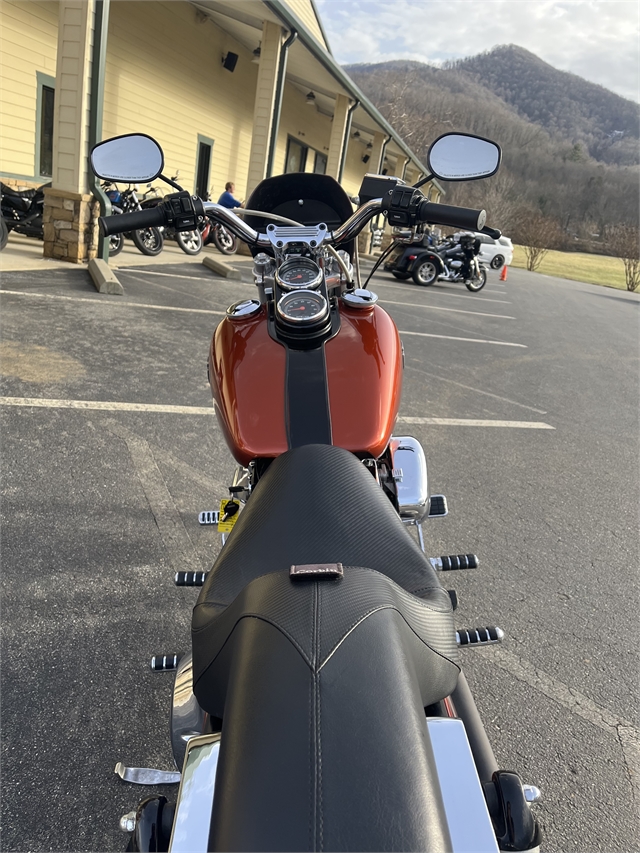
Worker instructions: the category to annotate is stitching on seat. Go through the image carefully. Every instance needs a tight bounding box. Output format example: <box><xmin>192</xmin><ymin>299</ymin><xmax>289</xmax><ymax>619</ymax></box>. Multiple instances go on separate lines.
<box><xmin>317</xmin><ymin>582</ymin><xmax>324</xmax><ymax>852</ymax></box>
<box><xmin>318</xmin><ymin>604</ymin><xmax>459</xmax><ymax>673</ymax></box>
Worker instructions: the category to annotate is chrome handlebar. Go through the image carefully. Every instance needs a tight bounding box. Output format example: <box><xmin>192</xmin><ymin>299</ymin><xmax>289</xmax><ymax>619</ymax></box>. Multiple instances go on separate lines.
<box><xmin>200</xmin><ymin>198</ymin><xmax>384</xmax><ymax>249</ymax></box>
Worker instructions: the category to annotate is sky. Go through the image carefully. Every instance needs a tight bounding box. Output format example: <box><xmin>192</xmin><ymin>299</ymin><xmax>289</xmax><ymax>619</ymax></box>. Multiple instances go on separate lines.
<box><xmin>315</xmin><ymin>0</ymin><xmax>640</xmax><ymax>103</ymax></box>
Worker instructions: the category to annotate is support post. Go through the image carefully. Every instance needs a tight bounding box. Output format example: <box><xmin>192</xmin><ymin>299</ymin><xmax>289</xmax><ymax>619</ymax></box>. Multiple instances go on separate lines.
<box><xmin>89</xmin><ymin>0</ymin><xmax>111</xmax><ymax>263</ymax></box>
<box><xmin>246</xmin><ymin>20</ymin><xmax>283</xmax><ymax>196</ymax></box>
<box><xmin>44</xmin><ymin>0</ymin><xmax>96</xmax><ymax>263</ymax></box>
<box><xmin>326</xmin><ymin>93</ymin><xmax>350</xmax><ymax>179</ymax></box>
<box><xmin>368</xmin><ymin>131</ymin><xmax>385</xmax><ymax>175</ymax></box>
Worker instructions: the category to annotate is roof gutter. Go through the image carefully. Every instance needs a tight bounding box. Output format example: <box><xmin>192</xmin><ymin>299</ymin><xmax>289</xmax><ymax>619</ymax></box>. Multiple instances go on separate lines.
<box><xmin>338</xmin><ymin>98</ymin><xmax>359</xmax><ymax>183</ymax></box>
<box><xmin>263</xmin><ymin>0</ymin><xmax>443</xmax><ymax>195</ymax></box>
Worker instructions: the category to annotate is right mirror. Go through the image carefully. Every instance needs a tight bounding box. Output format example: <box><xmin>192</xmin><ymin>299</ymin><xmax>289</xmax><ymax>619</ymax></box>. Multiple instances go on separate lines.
<box><xmin>427</xmin><ymin>133</ymin><xmax>501</xmax><ymax>181</ymax></box>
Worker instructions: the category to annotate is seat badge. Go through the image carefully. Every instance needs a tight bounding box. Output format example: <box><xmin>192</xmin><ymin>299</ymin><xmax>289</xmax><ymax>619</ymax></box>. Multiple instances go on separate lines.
<box><xmin>290</xmin><ymin>562</ymin><xmax>344</xmax><ymax>579</ymax></box>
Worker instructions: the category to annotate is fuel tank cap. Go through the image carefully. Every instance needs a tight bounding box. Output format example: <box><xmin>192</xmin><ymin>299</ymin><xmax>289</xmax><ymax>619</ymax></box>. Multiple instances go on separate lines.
<box><xmin>341</xmin><ymin>289</ymin><xmax>378</xmax><ymax>308</ymax></box>
<box><xmin>226</xmin><ymin>299</ymin><xmax>262</xmax><ymax>319</ymax></box>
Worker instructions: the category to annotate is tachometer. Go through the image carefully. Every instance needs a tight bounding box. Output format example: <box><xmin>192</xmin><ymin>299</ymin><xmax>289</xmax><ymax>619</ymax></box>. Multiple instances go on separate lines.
<box><xmin>276</xmin><ymin>290</ymin><xmax>329</xmax><ymax>325</ymax></box>
<box><xmin>275</xmin><ymin>257</ymin><xmax>323</xmax><ymax>291</ymax></box>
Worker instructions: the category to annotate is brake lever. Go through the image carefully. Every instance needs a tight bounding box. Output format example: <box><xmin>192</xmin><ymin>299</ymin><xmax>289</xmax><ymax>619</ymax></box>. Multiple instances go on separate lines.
<box><xmin>480</xmin><ymin>225</ymin><xmax>502</xmax><ymax>240</ymax></box>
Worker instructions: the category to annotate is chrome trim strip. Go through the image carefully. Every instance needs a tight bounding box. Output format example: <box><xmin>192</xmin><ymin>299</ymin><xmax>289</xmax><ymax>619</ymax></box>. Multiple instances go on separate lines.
<box><xmin>426</xmin><ymin>718</ymin><xmax>499</xmax><ymax>852</ymax></box>
<box><xmin>169</xmin><ymin>734</ymin><xmax>221</xmax><ymax>853</ymax></box>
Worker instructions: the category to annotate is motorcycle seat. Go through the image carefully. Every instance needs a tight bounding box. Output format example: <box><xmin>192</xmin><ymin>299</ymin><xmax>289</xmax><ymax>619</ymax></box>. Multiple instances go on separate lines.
<box><xmin>193</xmin><ymin>567</ymin><xmax>458</xmax><ymax>851</ymax></box>
<box><xmin>191</xmin><ymin>445</ymin><xmax>459</xmax><ymax>850</ymax></box>
<box><xmin>196</xmin><ymin>443</ymin><xmax>447</xmax><ymax>612</ymax></box>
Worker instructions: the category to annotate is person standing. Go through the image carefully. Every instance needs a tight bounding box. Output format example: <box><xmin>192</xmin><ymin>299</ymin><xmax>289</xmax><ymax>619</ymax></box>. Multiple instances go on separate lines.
<box><xmin>217</xmin><ymin>182</ymin><xmax>242</xmax><ymax>209</ymax></box>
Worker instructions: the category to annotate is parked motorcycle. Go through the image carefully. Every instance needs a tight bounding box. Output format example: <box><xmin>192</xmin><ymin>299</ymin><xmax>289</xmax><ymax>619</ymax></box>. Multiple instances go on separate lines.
<box><xmin>140</xmin><ymin>182</ymin><xmax>203</xmax><ymax>255</ymax></box>
<box><xmin>0</xmin><ymin>180</ymin><xmax>48</xmax><ymax>248</ymax></box>
<box><xmin>384</xmin><ymin>228</ymin><xmax>490</xmax><ymax>291</ymax></box>
<box><xmin>90</xmin><ymin>130</ymin><xmax>541</xmax><ymax>853</ymax></box>
<box><xmin>102</xmin><ymin>181</ymin><xmax>164</xmax><ymax>256</ymax></box>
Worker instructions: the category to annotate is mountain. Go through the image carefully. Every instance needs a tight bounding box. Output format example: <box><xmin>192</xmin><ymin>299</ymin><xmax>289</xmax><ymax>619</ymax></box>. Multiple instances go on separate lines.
<box><xmin>345</xmin><ymin>50</ymin><xmax>639</xmax><ymax>243</ymax></box>
<box><xmin>447</xmin><ymin>46</ymin><xmax>639</xmax><ymax>166</ymax></box>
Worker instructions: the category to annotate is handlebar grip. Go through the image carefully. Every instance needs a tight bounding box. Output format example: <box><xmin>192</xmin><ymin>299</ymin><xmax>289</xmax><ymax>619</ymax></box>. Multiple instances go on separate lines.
<box><xmin>99</xmin><ymin>204</ymin><xmax>165</xmax><ymax>236</ymax></box>
<box><xmin>419</xmin><ymin>201</ymin><xmax>486</xmax><ymax>232</ymax></box>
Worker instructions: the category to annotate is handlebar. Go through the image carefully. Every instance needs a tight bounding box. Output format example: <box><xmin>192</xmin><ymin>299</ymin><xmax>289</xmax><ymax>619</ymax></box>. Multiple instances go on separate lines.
<box><xmin>98</xmin><ymin>194</ymin><xmax>495</xmax><ymax>249</ymax></box>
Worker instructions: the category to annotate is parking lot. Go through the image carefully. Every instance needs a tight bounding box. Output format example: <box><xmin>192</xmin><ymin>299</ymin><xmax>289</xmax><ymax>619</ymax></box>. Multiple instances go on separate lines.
<box><xmin>1</xmin><ymin>254</ymin><xmax>639</xmax><ymax>852</ymax></box>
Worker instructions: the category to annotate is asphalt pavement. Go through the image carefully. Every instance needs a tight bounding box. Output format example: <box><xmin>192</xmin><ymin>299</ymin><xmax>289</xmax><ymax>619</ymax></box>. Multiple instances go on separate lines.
<box><xmin>1</xmin><ymin>254</ymin><xmax>638</xmax><ymax>852</ymax></box>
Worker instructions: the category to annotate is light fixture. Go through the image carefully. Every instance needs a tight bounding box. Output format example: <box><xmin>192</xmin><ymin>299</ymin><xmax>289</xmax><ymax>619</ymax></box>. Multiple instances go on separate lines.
<box><xmin>305</xmin><ymin>91</ymin><xmax>316</xmax><ymax>106</ymax></box>
<box><xmin>252</xmin><ymin>45</ymin><xmax>261</xmax><ymax>64</ymax></box>
<box><xmin>353</xmin><ymin>131</ymin><xmax>360</xmax><ymax>138</ymax></box>
<box><xmin>366</xmin><ymin>141</ymin><xmax>372</xmax><ymax>149</ymax></box>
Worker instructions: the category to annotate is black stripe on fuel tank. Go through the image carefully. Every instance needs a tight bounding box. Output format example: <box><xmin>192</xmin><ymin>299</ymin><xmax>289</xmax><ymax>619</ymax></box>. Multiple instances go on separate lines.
<box><xmin>285</xmin><ymin>345</ymin><xmax>332</xmax><ymax>448</ymax></box>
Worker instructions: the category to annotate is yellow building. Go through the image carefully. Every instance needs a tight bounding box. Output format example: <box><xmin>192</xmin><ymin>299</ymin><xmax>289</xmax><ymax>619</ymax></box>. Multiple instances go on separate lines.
<box><xmin>0</xmin><ymin>0</ymin><xmax>440</xmax><ymax>262</ymax></box>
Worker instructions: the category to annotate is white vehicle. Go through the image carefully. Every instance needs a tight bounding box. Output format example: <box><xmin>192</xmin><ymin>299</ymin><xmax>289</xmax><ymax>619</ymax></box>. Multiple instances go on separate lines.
<box><xmin>476</xmin><ymin>233</ymin><xmax>513</xmax><ymax>269</ymax></box>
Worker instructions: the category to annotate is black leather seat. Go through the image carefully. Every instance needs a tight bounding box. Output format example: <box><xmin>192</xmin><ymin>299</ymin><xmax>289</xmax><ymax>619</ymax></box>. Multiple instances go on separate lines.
<box><xmin>191</xmin><ymin>446</ymin><xmax>460</xmax><ymax>851</ymax></box>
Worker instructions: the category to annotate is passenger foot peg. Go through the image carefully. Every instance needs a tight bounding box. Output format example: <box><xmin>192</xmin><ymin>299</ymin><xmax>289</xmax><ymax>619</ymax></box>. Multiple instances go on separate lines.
<box><xmin>198</xmin><ymin>510</ymin><xmax>219</xmax><ymax>525</ymax></box>
<box><xmin>427</xmin><ymin>495</ymin><xmax>448</xmax><ymax>518</ymax></box>
<box><xmin>115</xmin><ymin>762</ymin><xmax>180</xmax><ymax>785</ymax></box>
<box><xmin>456</xmin><ymin>626</ymin><xmax>504</xmax><ymax>646</ymax></box>
<box><xmin>150</xmin><ymin>654</ymin><xmax>181</xmax><ymax>672</ymax></box>
<box><xmin>430</xmin><ymin>554</ymin><xmax>478</xmax><ymax>571</ymax></box>
<box><xmin>175</xmin><ymin>571</ymin><xmax>208</xmax><ymax>587</ymax></box>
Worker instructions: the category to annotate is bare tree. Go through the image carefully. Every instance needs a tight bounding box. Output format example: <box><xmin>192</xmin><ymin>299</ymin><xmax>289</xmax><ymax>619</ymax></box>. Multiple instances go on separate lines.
<box><xmin>605</xmin><ymin>224</ymin><xmax>640</xmax><ymax>291</ymax></box>
<box><xmin>515</xmin><ymin>210</ymin><xmax>561</xmax><ymax>271</ymax></box>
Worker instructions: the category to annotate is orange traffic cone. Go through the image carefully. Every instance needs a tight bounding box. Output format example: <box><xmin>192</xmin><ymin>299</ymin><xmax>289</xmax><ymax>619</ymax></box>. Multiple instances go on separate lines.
<box><xmin>499</xmin><ymin>265</ymin><xmax>508</xmax><ymax>281</ymax></box>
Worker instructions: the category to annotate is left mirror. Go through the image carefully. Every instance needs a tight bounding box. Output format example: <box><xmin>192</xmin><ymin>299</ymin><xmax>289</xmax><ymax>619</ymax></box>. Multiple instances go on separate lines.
<box><xmin>90</xmin><ymin>133</ymin><xmax>164</xmax><ymax>182</ymax></box>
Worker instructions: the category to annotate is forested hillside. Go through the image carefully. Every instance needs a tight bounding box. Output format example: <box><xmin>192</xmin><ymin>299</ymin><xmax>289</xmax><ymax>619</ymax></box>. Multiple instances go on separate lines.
<box><xmin>346</xmin><ymin>49</ymin><xmax>639</xmax><ymax>251</ymax></box>
<box><xmin>448</xmin><ymin>46</ymin><xmax>639</xmax><ymax>167</ymax></box>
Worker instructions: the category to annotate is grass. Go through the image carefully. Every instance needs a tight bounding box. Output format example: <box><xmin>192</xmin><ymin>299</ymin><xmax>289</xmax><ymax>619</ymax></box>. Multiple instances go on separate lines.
<box><xmin>510</xmin><ymin>245</ymin><xmax>630</xmax><ymax>290</ymax></box>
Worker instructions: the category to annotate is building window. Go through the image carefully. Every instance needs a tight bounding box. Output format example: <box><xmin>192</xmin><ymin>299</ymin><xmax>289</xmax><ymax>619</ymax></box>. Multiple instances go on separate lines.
<box><xmin>314</xmin><ymin>151</ymin><xmax>327</xmax><ymax>174</ymax></box>
<box><xmin>36</xmin><ymin>72</ymin><xmax>55</xmax><ymax>179</ymax></box>
<box><xmin>195</xmin><ymin>136</ymin><xmax>214</xmax><ymax>199</ymax></box>
<box><xmin>285</xmin><ymin>137</ymin><xmax>307</xmax><ymax>173</ymax></box>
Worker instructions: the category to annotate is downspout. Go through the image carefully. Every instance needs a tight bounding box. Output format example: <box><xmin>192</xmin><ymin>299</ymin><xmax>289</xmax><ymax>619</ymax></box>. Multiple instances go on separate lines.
<box><xmin>379</xmin><ymin>134</ymin><xmax>391</xmax><ymax>173</ymax></box>
<box><xmin>401</xmin><ymin>157</ymin><xmax>410</xmax><ymax>180</ymax></box>
<box><xmin>337</xmin><ymin>98</ymin><xmax>359</xmax><ymax>184</ymax></box>
<box><xmin>88</xmin><ymin>0</ymin><xmax>111</xmax><ymax>261</ymax></box>
<box><xmin>266</xmin><ymin>28</ymin><xmax>298</xmax><ymax>178</ymax></box>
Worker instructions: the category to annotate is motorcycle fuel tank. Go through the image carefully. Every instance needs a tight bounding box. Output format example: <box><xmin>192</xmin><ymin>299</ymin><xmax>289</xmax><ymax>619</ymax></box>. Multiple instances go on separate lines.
<box><xmin>209</xmin><ymin>300</ymin><xmax>402</xmax><ymax>466</ymax></box>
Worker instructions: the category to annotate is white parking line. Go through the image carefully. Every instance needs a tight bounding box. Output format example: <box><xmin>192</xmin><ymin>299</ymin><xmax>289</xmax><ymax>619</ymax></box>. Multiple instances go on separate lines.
<box><xmin>400</xmin><ymin>330</ymin><xmax>527</xmax><ymax>347</ymax></box>
<box><xmin>398</xmin><ymin>416</ymin><xmax>554</xmax><ymax>429</ymax></box>
<box><xmin>367</xmin><ymin>278</ymin><xmax>511</xmax><ymax>304</ymax></box>
<box><xmin>0</xmin><ymin>397</ymin><xmax>216</xmax><ymax>414</ymax></box>
<box><xmin>0</xmin><ymin>397</ymin><xmax>552</xmax><ymax>428</ymax></box>
<box><xmin>381</xmin><ymin>298</ymin><xmax>514</xmax><ymax>320</ymax></box>
<box><xmin>117</xmin><ymin>267</ymin><xmax>253</xmax><ymax>287</ymax></box>
<box><xmin>0</xmin><ymin>289</ymin><xmax>226</xmax><ymax>316</ymax></box>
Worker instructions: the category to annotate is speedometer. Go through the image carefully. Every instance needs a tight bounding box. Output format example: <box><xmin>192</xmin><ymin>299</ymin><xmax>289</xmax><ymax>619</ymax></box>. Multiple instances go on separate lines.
<box><xmin>275</xmin><ymin>257</ymin><xmax>323</xmax><ymax>291</ymax></box>
<box><xmin>276</xmin><ymin>290</ymin><xmax>329</xmax><ymax>325</ymax></box>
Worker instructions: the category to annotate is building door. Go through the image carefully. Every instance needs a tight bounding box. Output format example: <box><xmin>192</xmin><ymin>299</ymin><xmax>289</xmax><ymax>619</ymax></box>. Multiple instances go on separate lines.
<box><xmin>195</xmin><ymin>136</ymin><xmax>214</xmax><ymax>199</ymax></box>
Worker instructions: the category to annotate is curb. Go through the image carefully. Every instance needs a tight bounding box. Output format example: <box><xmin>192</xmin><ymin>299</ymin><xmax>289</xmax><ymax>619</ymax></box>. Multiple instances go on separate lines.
<box><xmin>202</xmin><ymin>255</ymin><xmax>242</xmax><ymax>280</ymax></box>
<box><xmin>88</xmin><ymin>258</ymin><xmax>123</xmax><ymax>295</ymax></box>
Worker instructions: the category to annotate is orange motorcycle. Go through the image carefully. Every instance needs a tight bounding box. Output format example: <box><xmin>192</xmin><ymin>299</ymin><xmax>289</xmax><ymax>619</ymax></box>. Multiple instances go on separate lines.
<box><xmin>90</xmin><ymin>131</ymin><xmax>541</xmax><ymax>853</ymax></box>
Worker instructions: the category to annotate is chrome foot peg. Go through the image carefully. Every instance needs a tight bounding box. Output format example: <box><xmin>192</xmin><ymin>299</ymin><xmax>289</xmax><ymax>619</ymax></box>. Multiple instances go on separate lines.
<box><xmin>150</xmin><ymin>654</ymin><xmax>181</xmax><ymax>671</ymax></box>
<box><xmin>198</xmin><ymin>510</ymin><xmax>219</xmax><ymax>525</ymax></box>
<box><xmin>175</xmin><ymin>571</ymin><xmax>208</xmax><ymax>587</ymax></box>
<box><xmin>456</xmin><ymin>626</ymin><xmax>504</xmax><ymax>646</ymax></box>
<box><xmin>427</xmin><ymin>495</ymin><xmax>448</xmax><ymax>518</ymax></box>
<box><xmin>115</xmin><ymin>762</ymin><xmax>180</xmax><ymax>785</ymax></box>
<box><xmin>430</xmin><ymin>554</ymin><xmax>478</xmax><ymax>571</ymax></box>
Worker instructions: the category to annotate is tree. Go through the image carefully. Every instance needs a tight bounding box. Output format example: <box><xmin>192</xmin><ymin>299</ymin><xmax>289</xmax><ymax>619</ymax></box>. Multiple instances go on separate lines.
<box><xmin>605</xmin><ymin>224</ymin><xmax>640</xmax><ymax>291</ymax></box>
<box><xmin>515</xmin><ymin>210</ymin><xmax>561</xmax><ymax>271</ymax></box>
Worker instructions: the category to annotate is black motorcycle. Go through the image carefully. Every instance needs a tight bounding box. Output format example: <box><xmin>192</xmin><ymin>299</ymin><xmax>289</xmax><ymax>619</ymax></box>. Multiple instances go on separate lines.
<box><xmin>0</xmin><ymin>181</ymin><xmax>48</xmax><ymax>249</ymax></box>
<box><xmin>384</xmin><ymin>230</ymin><xmax>489</xmax><ymax>291</ymax></box>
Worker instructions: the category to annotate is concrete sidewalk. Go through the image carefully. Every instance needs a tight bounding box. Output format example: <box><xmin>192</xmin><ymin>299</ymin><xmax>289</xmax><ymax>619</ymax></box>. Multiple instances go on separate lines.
<box><xmin>0</xmin><ymin>230</ymin><xmax>242</xmax><ymax>274</ymax></box>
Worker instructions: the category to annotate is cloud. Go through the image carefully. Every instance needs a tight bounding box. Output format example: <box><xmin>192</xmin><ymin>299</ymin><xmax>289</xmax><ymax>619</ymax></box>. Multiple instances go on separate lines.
<box><xmin>316</xmin><ymin>0</ymin><xmax>640</xmax><ymax>102</ymax></box>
